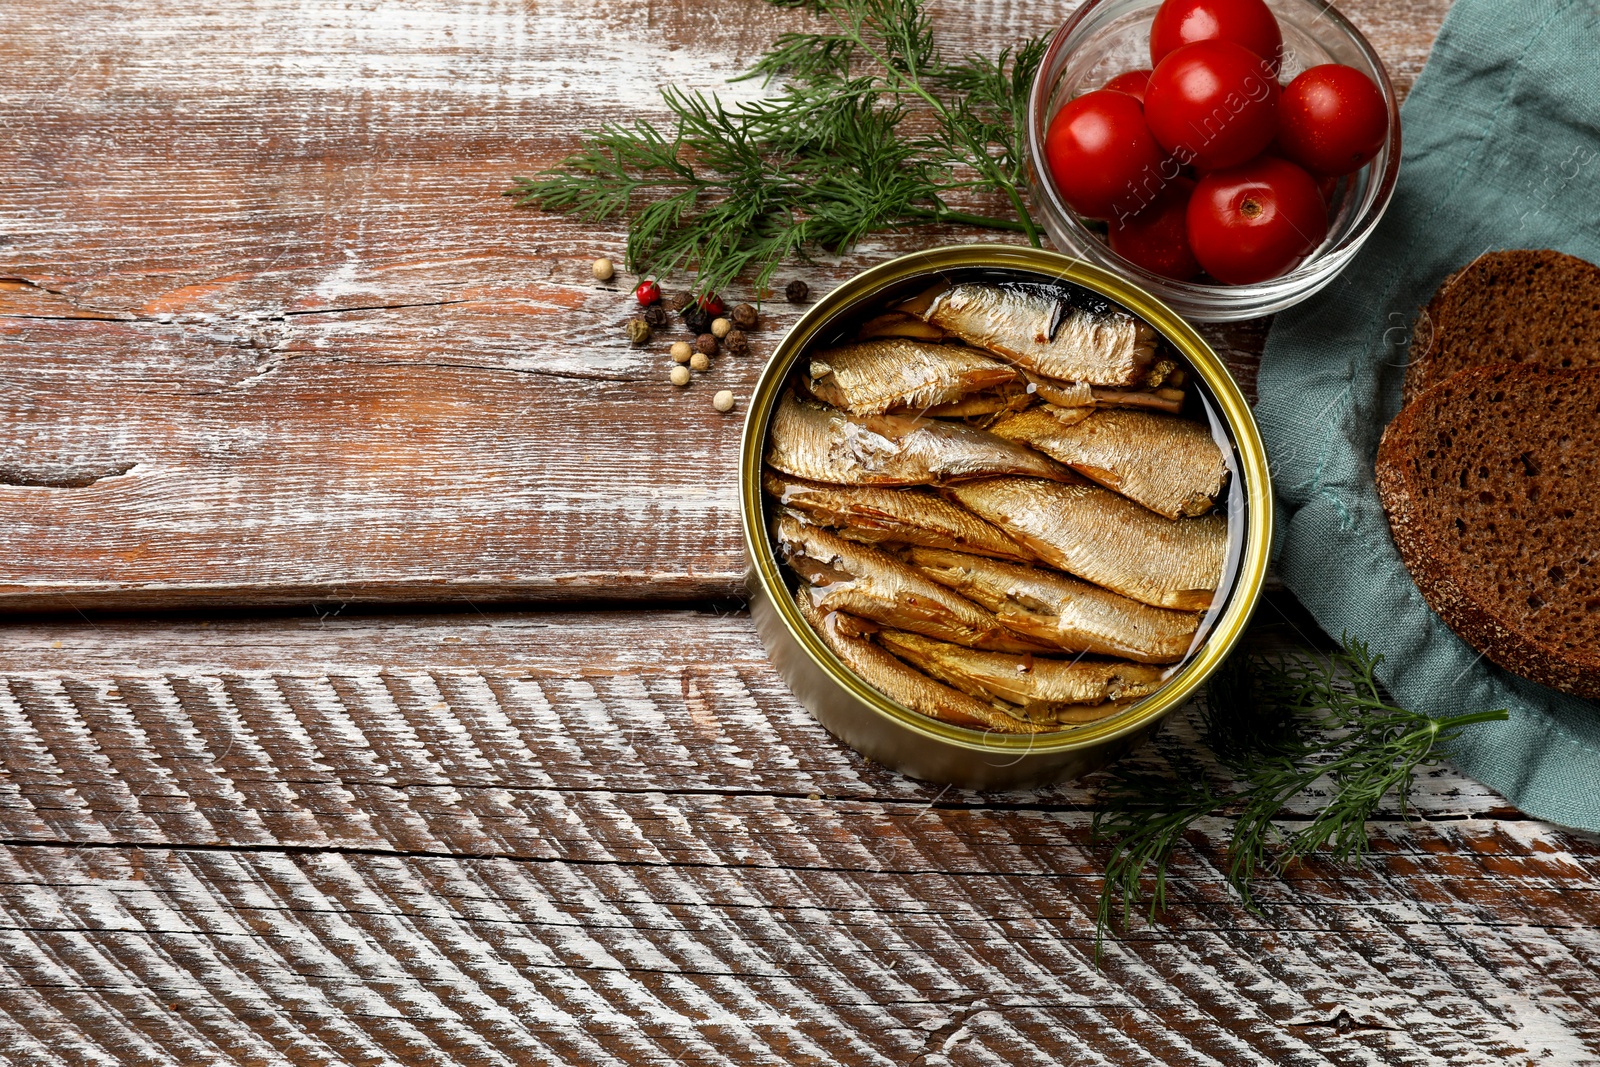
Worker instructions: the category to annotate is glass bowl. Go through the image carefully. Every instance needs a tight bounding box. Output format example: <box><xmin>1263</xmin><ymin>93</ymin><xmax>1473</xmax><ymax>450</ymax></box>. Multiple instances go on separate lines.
<box><xmin>1025</xmin><ymin>0</ymin><xmax>1402</xmax><ymax>322</ymax></box>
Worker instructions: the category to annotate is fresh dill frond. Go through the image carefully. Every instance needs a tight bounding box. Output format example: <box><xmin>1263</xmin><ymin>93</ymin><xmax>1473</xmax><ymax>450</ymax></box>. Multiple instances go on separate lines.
<box><xmin>927</xmin><ymin>36</ymin><xmax>1049</xmax><ymax>200</ymax></box>
<box><xmin>506</xmin><ymin>0</ymin><xmax>1048</xmax><ymax>295</ymax></box>
<box><xmin>1092</xmin><ymin>635</ymin><xmax>1509</xmax><ymax>941</ymax></box>
<box><xmin>1094</xmin><ymin>755</ymin><xmax>1225</xmax><ymax>935</ymax></box>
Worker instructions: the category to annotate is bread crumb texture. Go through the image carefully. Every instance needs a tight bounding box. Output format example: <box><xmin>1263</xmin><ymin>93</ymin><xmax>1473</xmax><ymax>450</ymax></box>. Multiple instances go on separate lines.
<box><xmin>1404</xmin><ymin>249</ymin><xmax>1600</xmax><ymax>404</ymax></box>
<box><xmin>1377</xmin><ymin>364</ymin><xmax>1600</xmax><ymax>698</ymax></box>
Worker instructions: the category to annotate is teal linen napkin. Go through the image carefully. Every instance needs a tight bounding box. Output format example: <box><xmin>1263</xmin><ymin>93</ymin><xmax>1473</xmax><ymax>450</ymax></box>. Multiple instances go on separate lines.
<box><xmin>1257</xmin><ymin>0</ymin><xmax>1600</xmax><ymax>830</ymax></box>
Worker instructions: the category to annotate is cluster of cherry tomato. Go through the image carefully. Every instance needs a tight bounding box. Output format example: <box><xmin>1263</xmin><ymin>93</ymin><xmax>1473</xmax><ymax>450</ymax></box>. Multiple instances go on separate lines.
<box><xmin>1044</xmin><ymin>0</ymin><xmax>1389</xmax><ymax>284</ymax></box>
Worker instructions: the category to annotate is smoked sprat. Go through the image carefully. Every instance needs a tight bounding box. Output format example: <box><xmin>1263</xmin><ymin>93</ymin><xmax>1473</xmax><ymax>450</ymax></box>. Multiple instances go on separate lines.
<box><xmin>765</xmin><ymin>278</ymin><xmax>1235</xmax><ymax>733</ymax></box>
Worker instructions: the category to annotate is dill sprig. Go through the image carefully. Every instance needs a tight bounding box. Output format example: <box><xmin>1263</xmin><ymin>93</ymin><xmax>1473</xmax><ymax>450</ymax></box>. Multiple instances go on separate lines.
<box><xmin>505</xmin><ymin>0</ymin><xmax>1048</xmax><ymax>296</ymax></box>
<box><xmin>1093</xmin><ymin>636</ymin><xmax>1509</xmax><ymax>942</ymax></box>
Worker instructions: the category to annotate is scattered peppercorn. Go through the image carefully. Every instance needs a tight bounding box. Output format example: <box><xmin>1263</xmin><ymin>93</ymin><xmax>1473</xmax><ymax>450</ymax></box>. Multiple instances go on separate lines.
<box><xmin>592</xmin><ymin>258</ymin><xmax>615</xmax><ymax>282</ymax></box>
<box><xmin>670</xmin><ymin>365</ymin><xmax>691</xmax><ymax>386</ymax></box>
<box><xmin>681</xmin><ymin>305</ymin><xmax>711</xmax><ymax>335</ymax></box>
<box><xmin>689</xmin><ymin>352</ymin><xmax>710</xmax><ymax>372</ymax></box>
<box><xmin>668</xmin><ymin>290</ymin><xmax>694</xmax><ymax>312</ymax></box>
<box><xmin>730</xmin><ymin>303</ymin><xmax>758</xmax><ymax>330</ymax></box>
<box><xmin>711</xmin><ymin>317</ymin><xmax>732</xmax><ymax>339</ymax></box>
<box><xmin>723</xmin><ymin>329</ymin><xmax>749</xmax><ymax>357</ymax></box>
<box><xmin>713</xmin><ymin>390</ymin><xmax>735</xmax><ymax>413</ymax></box>
<box><xmin>635</xmin><ymin>279</ymin><xmax>661</xmax><ymax>305</ymax></box>
<box><xmin>695</xmin><ymin>333</ymin><xmax>719</xmax><ymax>357</ymax></box>
<box><xmin>785</xmin><ymin>279</ymin><xmax>810</xmax><ymax>303</ymax></box>
<box><xmin>669</xmin><ymin>341</ymin><xmax>693</xmax><ymax>363</ymax></box>
<box><xmin>625</xmin><ymin>318</ymin><xmax>652</xmax><ymax>345</ymax></box>
<box><xmin>643</xmin><ymin>304</ymin><xmax>669</xmax><ymax>328</ymax></box>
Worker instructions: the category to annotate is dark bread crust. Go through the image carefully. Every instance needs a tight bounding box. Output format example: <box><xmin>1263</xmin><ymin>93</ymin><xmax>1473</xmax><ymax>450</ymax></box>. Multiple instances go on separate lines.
<box><xmin>1377</xmin><ymin>364</ymin><xmax>1600</xmax><ymax>698</ymax></box>
<box><xmin>1403</xmin><ymin>250</ymin><xmax>1600</xmax><ymax>406</ymax></box>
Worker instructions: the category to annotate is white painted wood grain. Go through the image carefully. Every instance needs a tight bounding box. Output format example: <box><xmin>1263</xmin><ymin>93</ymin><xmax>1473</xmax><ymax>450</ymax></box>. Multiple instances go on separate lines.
<box><xmin>0</xmin><ymin>606</ymin><xmax>1593</xmax><ymax>1065</ymax></box>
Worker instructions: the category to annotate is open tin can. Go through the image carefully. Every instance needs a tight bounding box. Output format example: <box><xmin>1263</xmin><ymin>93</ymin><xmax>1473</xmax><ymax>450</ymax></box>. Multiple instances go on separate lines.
<box><xmin>740</xmin><ymin>244</ymin><xmax>1272</xmax><ymax>789</ymax></box>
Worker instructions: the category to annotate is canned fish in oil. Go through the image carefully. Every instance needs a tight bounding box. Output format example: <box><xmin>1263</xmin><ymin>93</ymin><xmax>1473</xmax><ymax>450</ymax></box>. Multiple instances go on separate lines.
<box><xmin>739</xmin><ymin>245</ymin><xmax>1272</xmax><ymax>789</ymax></box>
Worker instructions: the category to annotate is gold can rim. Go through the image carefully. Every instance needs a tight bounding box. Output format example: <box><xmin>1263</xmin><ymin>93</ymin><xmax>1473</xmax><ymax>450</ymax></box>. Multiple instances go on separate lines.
<box><xmin>740</xmin><ymin>244</ymin><xmax>1273</xmax><ymax>756</ymax></box>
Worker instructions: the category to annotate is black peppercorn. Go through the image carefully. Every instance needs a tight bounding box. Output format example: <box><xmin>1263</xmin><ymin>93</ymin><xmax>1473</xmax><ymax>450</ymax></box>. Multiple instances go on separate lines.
<box><xmin>668</xmin><ymin>290</ymin><xmax>694</xmax><ymax>312</ymax></box>
<box><xmin>723</xmin><ymin>329</ymin><xmax>749</xmax><ymax>357</ymax></box>
<box><xmin>694</xmin><ymin>332</ymin><xmax>719</xmax><ymax>357</ymax></box>
<box><xmin>681</xmin><ymin>304</ymin><xmax>712</xmax><ymax>335</ymax></box>
<box><xmin>643</xmin><ymin>304</ymin><xmax>669</xmax><ymax>329</ymax></box>
<box><xmin>730</xmin><ymin>303</ymin><xmax>758</xmax><ymax>330</ymax></box>
<box><xmin>785</xmin><ymin>279</ymin><xmax>810</xmax><ymax>303</ymax></box>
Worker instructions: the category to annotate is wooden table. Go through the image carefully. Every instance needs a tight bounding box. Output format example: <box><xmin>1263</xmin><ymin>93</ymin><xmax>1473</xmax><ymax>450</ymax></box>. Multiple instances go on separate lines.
<box><xmin>4</xmin><ymin>0</ymin><xmax>1599</xmax><ymax>1062</ymax></box>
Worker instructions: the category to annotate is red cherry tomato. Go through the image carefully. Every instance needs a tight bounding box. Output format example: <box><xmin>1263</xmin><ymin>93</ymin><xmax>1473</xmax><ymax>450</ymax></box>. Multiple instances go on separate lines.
<box><xmin>1110</xmin><ymin>177</ymin><xmax>1201</xmax><ymax>281</ymax></box>
<box><xmin>1315</xmin><ymin>172</ymin><xmax>1339</xmax><ymax>206</ymax></box>
<box><xmin>1186</xmin><ymin>155</ymin><xmax>1327</xmax><ymax>283</ymax></box>
<box><xmin>1145</xmin><ymin>41</ymin><xmax>1280</xmax><ymax>171</ymax></box>
<box><xmin>635</xmin><ymin>280</ymin><xmax>661</xmax><ymax>305</ymax></box>
<box><xmin>1103</xmin><ymin>69</ymin><xmax>1152</xmax><ymax>106</ymax></box>
<box><xmin>1044</xmin><ymin>89</ymin><xmax>1168</xmax><ymax>221</ymax></box>
<box><xmin>1276</xmin><ymin>64</ymin><xmax>1388</xmax><ymax>176</ymax></box>
<box><xmin>1150</xmin><ymin>0</ymin><xmax>1283</xmax><ymax>72</ymax></box>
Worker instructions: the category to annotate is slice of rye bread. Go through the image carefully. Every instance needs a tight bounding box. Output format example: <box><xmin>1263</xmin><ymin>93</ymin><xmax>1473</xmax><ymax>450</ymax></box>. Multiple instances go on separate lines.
<box><xmin>1376</xmin><ymin>363</ymin><xmax>1600</xmax><ymax>699</ymax></box>
<box><xmin>1404</xmin><ymin>250</ymin><xmax>1600</xmax><ymax>405</ymax></box>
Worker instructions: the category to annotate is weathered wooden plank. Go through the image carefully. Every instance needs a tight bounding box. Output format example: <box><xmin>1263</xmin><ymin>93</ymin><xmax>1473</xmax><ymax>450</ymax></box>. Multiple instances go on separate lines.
<box><xmin>0</xmin><ymin>606</ymin><xmax>1514</xmax><ymax>815</ymax></box>
<box><xmin>0</xmin><ymin>607</ymin><xmax>1592</xmax><ymax>1065</ymax></box>
<box><xmin>0</xmin><ymin>0</ymin><xmax>1453</xmax><ymax>610</ymax></box>
<box><xmin>0</xmin><ymin>838</ymin><xmax>1595</xmax><ymax>1067</ymax></box>
<box><xmin>0</xmin><ymin>311</ymin><xmax>753</xmax><ymax>608</ymax></box>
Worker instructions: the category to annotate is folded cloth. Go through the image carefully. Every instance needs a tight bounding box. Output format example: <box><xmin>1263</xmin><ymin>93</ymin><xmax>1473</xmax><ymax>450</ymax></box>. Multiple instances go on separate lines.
<box><xmin>1257</xmin><ymin>0</ymin><xmax>1600</xmax><ymax>830</ymax></box>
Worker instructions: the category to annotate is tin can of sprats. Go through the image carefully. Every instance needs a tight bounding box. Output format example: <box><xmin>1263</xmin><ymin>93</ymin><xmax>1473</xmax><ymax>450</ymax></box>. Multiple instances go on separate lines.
<box><xmin>740</xmin><ymin>245</ymin><xmax>1271</xmax><ymax>788</ymax></box>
